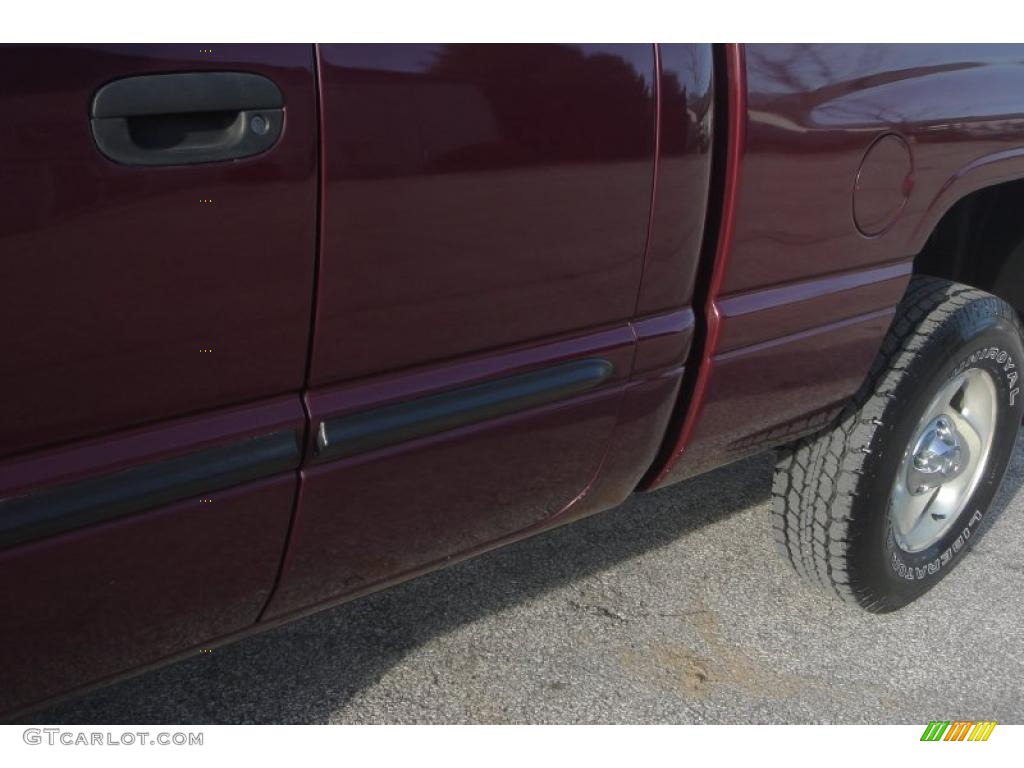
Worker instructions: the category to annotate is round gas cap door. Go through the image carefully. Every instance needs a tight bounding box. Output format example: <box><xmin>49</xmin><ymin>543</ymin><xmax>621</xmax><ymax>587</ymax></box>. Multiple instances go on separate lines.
<box><xmin>853</xmin><ymin>133</ymin><xmax>913</xmax><ymax>237</ymax></box>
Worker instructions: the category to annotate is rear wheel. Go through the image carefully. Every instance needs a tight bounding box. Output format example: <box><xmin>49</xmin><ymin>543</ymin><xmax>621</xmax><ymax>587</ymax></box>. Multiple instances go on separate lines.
<box><xmin>772</xmin><ymin>276</ymin><xmax>1024</xmax><ymax>612</ymax></box>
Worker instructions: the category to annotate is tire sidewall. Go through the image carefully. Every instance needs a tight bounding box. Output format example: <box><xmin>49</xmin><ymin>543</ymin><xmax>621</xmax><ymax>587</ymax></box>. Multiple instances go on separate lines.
<box><xmin>854</xmin><ymin>298</ymin><xmax>1023</xmax><ymax>608</ymax></box>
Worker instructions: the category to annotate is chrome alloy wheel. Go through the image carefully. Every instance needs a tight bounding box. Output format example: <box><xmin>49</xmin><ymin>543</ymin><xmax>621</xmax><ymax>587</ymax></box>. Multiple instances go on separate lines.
<box><xmin>889</xmin><ymin>368</ymin><xmax>998</xmax><ymax>552</ymax></box>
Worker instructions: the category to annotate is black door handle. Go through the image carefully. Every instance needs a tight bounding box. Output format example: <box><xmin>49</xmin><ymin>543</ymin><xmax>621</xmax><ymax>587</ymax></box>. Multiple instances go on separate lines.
<box><xmin>90</xmin><ymin>72</ymin><xmax>285</xmax><ymax>166</ymax></box>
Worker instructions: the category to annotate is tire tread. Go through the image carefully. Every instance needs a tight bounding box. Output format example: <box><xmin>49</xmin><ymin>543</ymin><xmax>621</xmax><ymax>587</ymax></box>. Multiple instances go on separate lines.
<box><xmin>771</xmin><ymin>275</ymin><xmax>1008</xmax><ymax>610</ymax></box>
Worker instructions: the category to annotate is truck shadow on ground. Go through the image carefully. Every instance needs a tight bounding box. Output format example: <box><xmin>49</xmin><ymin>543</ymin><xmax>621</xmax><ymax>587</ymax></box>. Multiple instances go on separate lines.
<box><xmin>24</xmin><ymin>451</ymin><xmax>777</xmax><ymax>723</ymax></box>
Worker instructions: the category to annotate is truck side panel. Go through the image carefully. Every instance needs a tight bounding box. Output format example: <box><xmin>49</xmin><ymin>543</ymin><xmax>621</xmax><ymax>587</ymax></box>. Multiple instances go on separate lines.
<box><xmin>266</xmin><ymin>44</ymin><xmax>715</xmax><ymax>618</ymax></box>
<box><xmin>648</xmin><ymin>44</ymin><xmax>1024</xmax><ymax>488</ymax></box>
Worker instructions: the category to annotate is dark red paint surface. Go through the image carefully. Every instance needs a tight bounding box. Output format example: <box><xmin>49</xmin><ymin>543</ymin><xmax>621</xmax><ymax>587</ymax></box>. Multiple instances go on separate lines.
<box><xmin>721</xmin><ymin>45</ymin><xmax>1024</xmax><ymax>296</ymax></box>
<box><xmin>853</xmin><ymin>134</ymin><xmax>914</xmax><ymax>236</ymax></box>
<box><xmin>264</xmin><ymin>44</ymin><xmax>707</xmax><ymax>621</ymax></box>
<box><xmin>0</xmin><ymin>473</ymin><xmax>296</xmax><ymax>715</ymax></box>
<box><xmin>636</xmin><ymin>44</ymin><xmax>715</xmax><ymax>316</ymax></box>
<box><xmin>0</xmin><ymin>395</ymin><xmax>304</xmax><ymax>715</ymax></box>
<box><xmin>268</xmin><ymin>306</ymin><xmax>696</xmax><ymax>616</ymax></box>
<box><xmin>714</xmin><ymin>262</ymin><xmax>910</xmax><ymax>355</ymax></box>
<box><xmin>5</xmin><ymin>44</ymin><xmax>1024</xmax><ymax>717</ymax></box>
<box><xmin>0</xmin><ymin>44</ymin><xmax>317</xmax><ymax>458</ymax></box>
<box><xmin>644</xmin><ymin>44</ymin><xmax>746</xmax><ymax>489</ymax></box>
<box><xmin>673</xmin><ymin>309</ymin><xmax>897</xmax><ymax>481</ymax></box>
<box><xmin>308</xmin><ymin>44</ymin><xmax>659</xmax><ymax>384</ymax></box>
<box><xmin>268</xmin><ymin>390</ymin><xmax>623</xmax><ymax>617</ymax></box>
<box><xmin>0</xmin><ymin>395</ymin><xmax>304</xmax><ymax>499</ymax></box>
<box><xmin>647</xmin><ymin>44</ymin><xmax>1024</xmax><ymax>488</ymax></box>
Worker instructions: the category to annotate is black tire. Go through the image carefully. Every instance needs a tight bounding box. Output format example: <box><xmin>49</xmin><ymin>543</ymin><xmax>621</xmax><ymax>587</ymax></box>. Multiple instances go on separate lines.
<box><xmin>772</xmin><ymin>276</ymin><xmax>1024</xmax><ymax>612</ymax></box>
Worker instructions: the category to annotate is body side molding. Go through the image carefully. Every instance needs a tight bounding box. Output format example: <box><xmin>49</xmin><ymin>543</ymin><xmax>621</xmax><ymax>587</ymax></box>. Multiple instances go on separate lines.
<box><xmin>314</xmin><ymin>359</ymin><xmax>614</xmax><ymax>461</ymax></box>
<box><xmin>0</xmin><ymin>430</ymin><xmax>301</xmax><ymax>551</ymax></box>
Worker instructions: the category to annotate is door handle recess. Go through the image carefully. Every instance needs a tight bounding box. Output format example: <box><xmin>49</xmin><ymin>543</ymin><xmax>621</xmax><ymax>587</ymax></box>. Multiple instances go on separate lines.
<box><xmin>90</xmin><ymin>72</ymin><xmax>284</xmax><ymax>166</ymax></box>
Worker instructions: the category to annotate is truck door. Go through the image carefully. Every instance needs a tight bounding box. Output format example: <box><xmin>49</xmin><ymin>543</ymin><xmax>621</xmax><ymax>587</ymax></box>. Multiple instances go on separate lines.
<box><xmin>0</xmin><ymin>44</ymin><xmax>317</xmax><ymax>714</ymax></box>
<box><xmin>266</xmin><ymin>44</ymin><xmax>659</xmax><ymax>616</ymax></box>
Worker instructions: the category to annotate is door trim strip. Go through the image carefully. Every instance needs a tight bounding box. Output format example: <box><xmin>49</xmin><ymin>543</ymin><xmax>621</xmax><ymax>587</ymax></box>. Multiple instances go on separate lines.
<box><xmin>0</xmin><ymin>430</ymin><xmax>301</xmax><ymax>551</ymax></box>
<box><xmin>315</xmin><ymin>358</ymin><xmax>614</xmax><ymax>461</ymax></box>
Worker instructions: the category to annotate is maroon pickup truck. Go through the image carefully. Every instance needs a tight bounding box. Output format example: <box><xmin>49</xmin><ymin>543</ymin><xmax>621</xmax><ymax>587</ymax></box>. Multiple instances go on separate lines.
<box><xmin>3</xmin><ymin>43</ymin><xmax>1024</xmax><ymax>717</ymax></box>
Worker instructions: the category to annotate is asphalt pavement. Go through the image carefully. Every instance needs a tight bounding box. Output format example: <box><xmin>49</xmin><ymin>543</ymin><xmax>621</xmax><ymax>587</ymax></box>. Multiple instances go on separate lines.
<box><xmin>24</xmin><ymin>439</ymin><xmax>1024</xmax><ymax>724</ymax></box>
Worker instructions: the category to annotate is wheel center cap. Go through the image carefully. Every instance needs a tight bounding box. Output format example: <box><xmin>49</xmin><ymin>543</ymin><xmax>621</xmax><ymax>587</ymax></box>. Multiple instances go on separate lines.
<box><xmin>908</xmin><ymin>415</ymin><xmax>968</xmax><ymax>494</ymax></box>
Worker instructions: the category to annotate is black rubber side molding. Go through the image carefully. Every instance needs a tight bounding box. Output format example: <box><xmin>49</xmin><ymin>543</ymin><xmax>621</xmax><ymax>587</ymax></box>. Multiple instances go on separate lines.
<box><xmin>316</xmin><ymin>358</ymin><xmax>614</xmax><ymax>461</ymax></box>
<box><xmin>0</xmin><ymin>430</ymin><xmax>300</xmax><ymax>551</ymax></box>
<box><xmin>90</xmin><ymin>72</ymin><xmax>284</xmax><ymax>166</ymax></box>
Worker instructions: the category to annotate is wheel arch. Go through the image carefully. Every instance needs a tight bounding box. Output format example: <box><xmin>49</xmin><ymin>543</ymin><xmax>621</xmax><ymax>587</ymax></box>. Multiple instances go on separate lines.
<box><xmin>912</xmin><ymin>164</ymin><xmax>1024</xmax><ymax>320</ymax></box>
